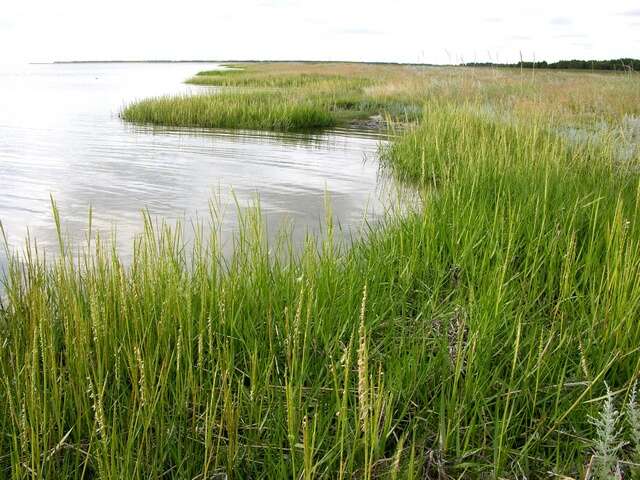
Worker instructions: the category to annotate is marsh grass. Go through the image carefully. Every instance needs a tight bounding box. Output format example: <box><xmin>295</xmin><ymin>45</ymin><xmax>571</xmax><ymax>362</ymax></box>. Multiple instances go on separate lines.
<box><xmin>123</xmin><ymin>62</ymin><xmax>640</xmax><ymax>134</ymax></box>
<box><xmin>122</xmin><ymin>63</ymin><xmax>427</xmax><ymax>131</ymax></box>
<box><xmin>122</xmin><ymin>91</ymin><xmax>336</xmax><ymax>131</ymax></box>
<box><xmin>3</xmin><ymin>98</ymin><xmax>640</xmax><ymax>478</ymax></box>
<box><xmin>186</xmin><ymin>70</ymin><xmax>357</xmax><ymax>89</ymax></box>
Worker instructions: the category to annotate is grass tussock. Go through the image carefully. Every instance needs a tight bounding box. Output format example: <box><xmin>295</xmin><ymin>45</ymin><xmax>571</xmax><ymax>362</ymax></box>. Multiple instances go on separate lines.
<box><xmin>122</xmin><ymin>91</ymin><xmax>336</xmax><ymax>131</ymax></box>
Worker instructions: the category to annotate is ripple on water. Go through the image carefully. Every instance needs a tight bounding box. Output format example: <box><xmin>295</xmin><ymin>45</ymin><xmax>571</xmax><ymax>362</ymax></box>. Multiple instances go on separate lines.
<box><xmin>0</xmin><ymin>62</ymin><xmax>399</xmax><ymax>266</ymax></box>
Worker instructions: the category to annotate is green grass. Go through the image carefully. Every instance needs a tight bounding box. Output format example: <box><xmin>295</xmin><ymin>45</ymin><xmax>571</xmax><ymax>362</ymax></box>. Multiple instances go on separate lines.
<box><xmin>3</xmin><ymin>67</ymin><xmax>640</xmax><ymax>478</ymax></box>
<box><xmin>123</xmin><ymin>62</ymin><xmax>640</xmax><ymax>133</ymax></box>
<box><xmin>121</xmin><ymin>91</ymin><xmax>337</xmax><ymax>131</ymax></box>
<box><xmin>122</xmin><ymin>64</ymin><xmax>423</xmax><ymax>131</ymax></box>
<box><xmin>186</xmin><ymin>70</ymin><xmax>353</xmax><ymax>88</ymax></box>
<box><xmin>120</xmin><ymin>89</ymin><xmax>402</xmax><ymax>132</ymax></box>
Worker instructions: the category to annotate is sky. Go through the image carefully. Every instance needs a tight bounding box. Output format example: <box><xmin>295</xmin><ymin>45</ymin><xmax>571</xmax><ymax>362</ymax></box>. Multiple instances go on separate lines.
<box><xmin>1</xmin><ymin>0</ymin><xmax>639</xmax><ymax>65</ymax></box>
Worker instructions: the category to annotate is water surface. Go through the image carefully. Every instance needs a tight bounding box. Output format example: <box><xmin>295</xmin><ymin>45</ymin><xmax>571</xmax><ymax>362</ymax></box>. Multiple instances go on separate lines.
<box><xmin>0</xmin><ymin>62</ymin><xmax>392</xmax><ymax>273</ymax></box>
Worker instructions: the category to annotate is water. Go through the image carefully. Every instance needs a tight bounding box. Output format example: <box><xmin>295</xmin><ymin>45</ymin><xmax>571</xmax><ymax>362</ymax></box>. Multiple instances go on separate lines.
<box><xmin>0</xmin><ymin>62</ymin><xmax>392</xmax><ymax>274</ymax></box>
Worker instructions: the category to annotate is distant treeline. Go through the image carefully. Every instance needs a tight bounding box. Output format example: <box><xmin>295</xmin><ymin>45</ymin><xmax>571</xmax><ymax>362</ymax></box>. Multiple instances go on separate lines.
<box><xmin>464</xmin><ymin>58</ymin><xmax>640</xmax><ymax>71</ymax></box>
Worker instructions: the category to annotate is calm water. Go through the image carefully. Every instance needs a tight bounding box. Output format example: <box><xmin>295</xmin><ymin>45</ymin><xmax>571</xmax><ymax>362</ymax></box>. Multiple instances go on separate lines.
<box><xmin>0</xmin><ymin>62</ymin><xmax>392</xmax><ymax>273</ymax></box>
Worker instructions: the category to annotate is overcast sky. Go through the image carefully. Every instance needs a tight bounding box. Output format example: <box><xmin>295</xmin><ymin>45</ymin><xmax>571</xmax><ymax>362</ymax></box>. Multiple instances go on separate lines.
<box><xmin>1</xmin><ymin>0</ymin><xmax>639</xmax><ymax>65</ymax></box>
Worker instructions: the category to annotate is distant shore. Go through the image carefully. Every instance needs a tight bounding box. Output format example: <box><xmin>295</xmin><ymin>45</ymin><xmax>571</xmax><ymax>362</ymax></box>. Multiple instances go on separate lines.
<box><xmin>45</xmin><ymin>59</ymin><xmax>441</xmax><ymax>66</ymax></box>
<box><xmin>36</xmin><ymin>58</ymin><xmax>640</xmax><ymax>72</ymax></box>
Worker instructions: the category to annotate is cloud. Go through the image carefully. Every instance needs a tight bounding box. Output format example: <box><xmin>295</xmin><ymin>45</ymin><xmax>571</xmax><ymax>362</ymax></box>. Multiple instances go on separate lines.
<box><xmin>257</xmin><ymin>0</ymin><xmax>300</xmax><ymax>6</ymax></box>
<box><xmin>0</xmin><ymin>19</ymin><xmax>15</xmax><ymax>30</ymax></box>
<box><xmin>303</xmin><ymin>17</ymin><xmax>327</xmax><ymax>25</ymax></box>
<box><xmin>508</xmin><ymin>35</ymin><xmax>532</xmax><ymax>41</ymax></box>
<box><xmin>483</xmin><ymin>17</ymin><xmax>503</xmax><ymax>23</ymax></box>
<box><xmin>332</xmin><ymin>27</ymin><xmax>385</xmax><ymax>36</ymax></box>
<box><xmin>619</xmin><ymin>9</ymin><xmax>640</xmax><ymax>16</ymax></box>
<box><xmin>550</xmin><ymin>17</ymin><xmax>572</xmax><ymax>25</ymax></box>
<box><xmin>553</xmin><ymin>33</ymin><xmax>588</xmax><ymax>39</ymax></box>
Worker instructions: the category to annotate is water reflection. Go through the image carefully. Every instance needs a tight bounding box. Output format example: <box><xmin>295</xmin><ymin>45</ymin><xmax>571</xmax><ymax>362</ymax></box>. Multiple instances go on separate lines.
<box><xmin>0</xmin><ymin>63</ymin><xmax>395</xmax><ymax>272</ymax></box>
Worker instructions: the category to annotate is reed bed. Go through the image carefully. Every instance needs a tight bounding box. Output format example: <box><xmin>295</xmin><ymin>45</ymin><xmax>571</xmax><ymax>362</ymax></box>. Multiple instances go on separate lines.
<box><xmin>3</xmin><ymin>65</ymin><xmax>640</xmax><ymax>478</ymax></box>
<box><xmin>121</xmin><ymin>91</ymin><xmax>336</xmax><ymax>131</ymax></box>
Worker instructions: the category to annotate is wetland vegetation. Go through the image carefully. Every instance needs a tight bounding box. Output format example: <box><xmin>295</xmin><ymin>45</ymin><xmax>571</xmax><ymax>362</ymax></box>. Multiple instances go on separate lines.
<box><xmin>3</xmin><ymin>62</ymin><xmax>640</xmax><ymax>478</ymax></box>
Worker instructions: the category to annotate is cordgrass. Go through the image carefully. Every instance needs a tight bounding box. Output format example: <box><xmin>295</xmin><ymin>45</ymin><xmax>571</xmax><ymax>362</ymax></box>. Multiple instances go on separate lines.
<box><xmin>122</xmin><ymin>63</ymin><xmax>426</xmax><ymax>131</ymax></box>
<box><xmin>2</xmin><ymin>65</ymin><xmax>640</xmax><ymax>478</ymax></box>
<box><xmin>122</xmin><ymin>91</ymin><xmax>337</xmax><ymax>131</ymax></box>
<box><xmin>186</xmin><ymin>70</ymin><xmax>354</xmax><ymax>88</ymax></box>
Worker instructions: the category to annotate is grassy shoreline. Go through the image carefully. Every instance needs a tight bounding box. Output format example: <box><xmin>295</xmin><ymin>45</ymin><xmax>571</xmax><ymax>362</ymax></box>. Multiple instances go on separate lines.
<box><xmin>121</xmin><ymin>63</ymin><xmax>428</xmax><ymax>131</ymax></box>
<box><xmin>122</xmin><ymin>91</ymin><xmax>338</xmax><ymax>131</ymax></box>
<box><xmin>122</xmin><ymin>63</ymin><xmax>640</xmax><ymax>134</ymax></box>
<box><xmin>3</xmin><ymin>64</ymin><xmax>640</xmax><ymax>478</ymax></box>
